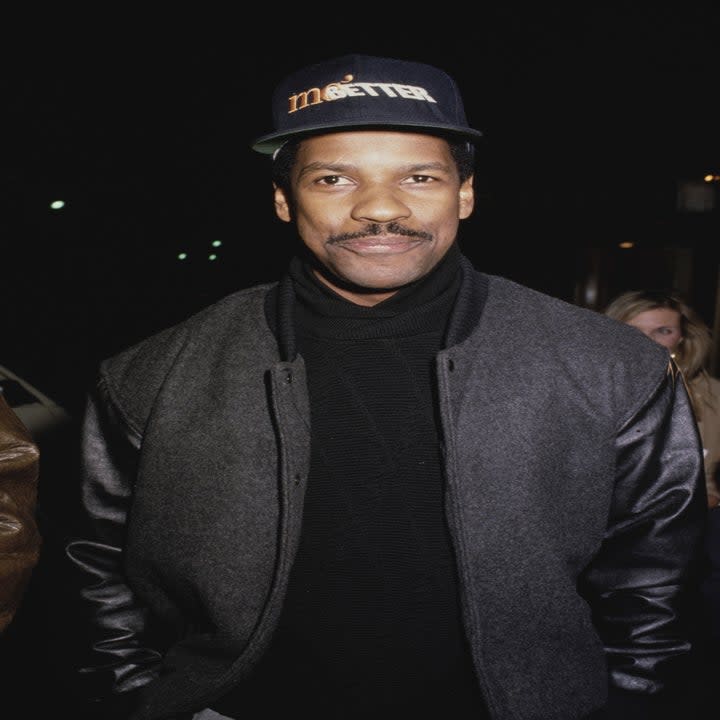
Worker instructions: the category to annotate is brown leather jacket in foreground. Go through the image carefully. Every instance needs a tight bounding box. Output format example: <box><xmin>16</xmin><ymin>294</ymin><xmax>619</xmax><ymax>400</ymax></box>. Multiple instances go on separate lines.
<box><xmin>0</xmin><ymin>393</ymin><xmax>41</xmax><ymax>633</ymax></box>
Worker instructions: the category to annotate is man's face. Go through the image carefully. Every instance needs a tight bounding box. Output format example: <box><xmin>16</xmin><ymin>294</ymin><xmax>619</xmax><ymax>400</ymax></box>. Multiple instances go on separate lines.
<box><xmin>273</xmin><ymin>131</ymin><xmax>475</xmax><ymax>306</ymax></box>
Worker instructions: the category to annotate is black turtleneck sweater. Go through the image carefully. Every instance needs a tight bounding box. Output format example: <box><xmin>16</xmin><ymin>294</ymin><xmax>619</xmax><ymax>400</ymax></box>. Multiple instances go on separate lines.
<box><xmin>214</xmin><ymin>246</ymin><xmax>487</xmax><ymax>719</ymax></box>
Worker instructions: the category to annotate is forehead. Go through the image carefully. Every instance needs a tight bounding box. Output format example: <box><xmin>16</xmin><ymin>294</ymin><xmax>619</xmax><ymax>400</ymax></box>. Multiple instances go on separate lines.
<box><xmin>628</xmin><ymin>308</ymin><xmax>682</xmax><ymax>328</ymax></box>
<box><xmin>296</xmin><ymin>130</ymin><xmax>454</xmax><ymax>163</ymax></box>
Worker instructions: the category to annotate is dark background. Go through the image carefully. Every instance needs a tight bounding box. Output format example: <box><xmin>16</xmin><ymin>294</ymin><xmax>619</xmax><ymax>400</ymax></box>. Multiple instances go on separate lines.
<box><xmin>2</xmin><ymin>6</ymin><xmax>720</xmax><ymax>716</ymax></box>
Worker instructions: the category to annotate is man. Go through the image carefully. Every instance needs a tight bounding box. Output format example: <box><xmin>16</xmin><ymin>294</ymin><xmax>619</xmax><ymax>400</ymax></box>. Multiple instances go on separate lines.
<box><xmin>67</xmin><ymin>54</ymin><xmax>706</xmax><ymax>720</ymax></box>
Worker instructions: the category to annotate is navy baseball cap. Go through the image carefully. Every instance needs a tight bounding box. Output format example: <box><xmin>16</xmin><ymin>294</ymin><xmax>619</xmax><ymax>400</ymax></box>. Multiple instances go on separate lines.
<box><xmin>251</xmin><ymin>54</ymin><xmax>484</xmax><ymax>154</ymax></box>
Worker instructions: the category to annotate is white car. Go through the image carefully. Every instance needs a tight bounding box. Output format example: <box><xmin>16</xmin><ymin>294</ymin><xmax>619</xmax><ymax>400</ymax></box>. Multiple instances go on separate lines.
<box><xmin>0</xmin><ymin>364</ymin><xmax>72</xmax><ymax>442</ymax></box>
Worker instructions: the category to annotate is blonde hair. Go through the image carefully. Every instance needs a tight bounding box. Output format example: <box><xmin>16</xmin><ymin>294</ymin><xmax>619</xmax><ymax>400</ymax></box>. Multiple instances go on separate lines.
<box><xmin>604</xmin><ymin>289</ymin><xmax>714</xmax><ymax>416</ymax></box>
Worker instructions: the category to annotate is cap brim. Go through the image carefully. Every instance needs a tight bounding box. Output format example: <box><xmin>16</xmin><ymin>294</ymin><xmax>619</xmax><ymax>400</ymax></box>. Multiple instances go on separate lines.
<box><xmin>251</xmin><ymin>121</ymin><xmax>484</xmax><ymax>154</ymax></box>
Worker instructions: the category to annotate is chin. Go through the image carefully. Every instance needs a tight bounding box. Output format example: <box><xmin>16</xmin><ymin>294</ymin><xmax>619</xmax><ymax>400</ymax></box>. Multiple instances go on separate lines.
<box><xmin>352</xmin><ymin>274</ymin><xmax>415</xmax><ymax>292</ymax></box>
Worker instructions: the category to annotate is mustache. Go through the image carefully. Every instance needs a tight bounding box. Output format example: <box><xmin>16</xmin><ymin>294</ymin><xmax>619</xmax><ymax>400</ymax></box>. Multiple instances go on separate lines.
<box><xmin>328</xmin><ymin>222</ymin><xmax>432</xmax><ymax>244</ymax></box>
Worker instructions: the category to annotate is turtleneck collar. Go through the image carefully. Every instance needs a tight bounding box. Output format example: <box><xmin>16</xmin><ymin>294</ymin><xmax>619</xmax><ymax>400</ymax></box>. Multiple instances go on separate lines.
<box><xmin>266</xmin><ymin>244</ymin><xmax>488</xmax><ymax>361</ymax></box>
<box><xmin>285</xmin><ymin>244</ymin><xmax>462</xmax><ymax>343</ymax></box>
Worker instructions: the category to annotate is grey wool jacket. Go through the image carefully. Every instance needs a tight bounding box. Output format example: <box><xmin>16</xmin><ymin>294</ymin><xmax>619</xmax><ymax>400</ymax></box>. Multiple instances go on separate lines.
<box><xmin>67</xmin><ymin>255</ymin><xmax>707</xmax><ymax>720</ymax></box>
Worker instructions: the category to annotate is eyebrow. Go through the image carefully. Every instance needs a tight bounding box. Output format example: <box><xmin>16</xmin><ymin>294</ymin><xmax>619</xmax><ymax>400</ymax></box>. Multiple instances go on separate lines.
<box><xmin>297</xmin><ymin>160</ymin><xmax>453</xmax><ymax>178</ymax></box>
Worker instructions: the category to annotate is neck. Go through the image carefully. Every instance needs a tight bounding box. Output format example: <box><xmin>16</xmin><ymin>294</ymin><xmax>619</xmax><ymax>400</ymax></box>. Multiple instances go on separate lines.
<box><xmin>310</xmin><ymin>270</ymin><xmax>399</xmax><ymax>306</ymax></box>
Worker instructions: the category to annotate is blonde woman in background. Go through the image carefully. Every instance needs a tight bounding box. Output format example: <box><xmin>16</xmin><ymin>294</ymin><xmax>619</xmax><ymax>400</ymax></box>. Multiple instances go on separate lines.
<box><xmin>606</xmin><ymin>289</ymin><xmax>720</xmax><ymax>717</ymax></box>
<box><xmin>605</xmin><ymin>289</ymin><xmax>720</xmax><ymax>509</ymax></box>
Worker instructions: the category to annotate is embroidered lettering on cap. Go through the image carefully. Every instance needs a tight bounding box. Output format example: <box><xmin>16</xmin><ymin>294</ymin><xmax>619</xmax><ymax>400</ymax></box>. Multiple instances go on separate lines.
<box><xmin>288</xmin><ymin>74</ymin><xmax>437</xmax><ymax>114</ymax></box>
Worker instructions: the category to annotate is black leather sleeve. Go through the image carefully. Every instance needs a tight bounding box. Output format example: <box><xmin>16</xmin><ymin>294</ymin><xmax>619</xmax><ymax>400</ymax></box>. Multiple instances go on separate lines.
<box><xmin>580</xmin><ymin>362</ymin><xmax>707</xmax><ymax>697</ymax></box>
<box><xmin>66</xmin><ymin>378</ymin><xmax>163</xmax><ymax>712</ymax></box>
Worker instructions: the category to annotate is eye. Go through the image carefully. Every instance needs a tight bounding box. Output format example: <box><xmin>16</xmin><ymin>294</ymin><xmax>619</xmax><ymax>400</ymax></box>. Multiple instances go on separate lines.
<box><xmin>315</xmin><ymin>175</ymin><xmax>353</xmax><ymax>186</ymax></box>
<box><xmin>404</xmin><ymin>174</ymin><xmax>434</xmax><ymax>184</ymax></box>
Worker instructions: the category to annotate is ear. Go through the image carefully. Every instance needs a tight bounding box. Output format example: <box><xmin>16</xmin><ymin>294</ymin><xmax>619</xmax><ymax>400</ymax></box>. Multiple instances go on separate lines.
<box><xmin>274</xmin><ymin>184</ymin><xmax>292</xmax><ymax>223</ymax></box>
<box><xmin>458</xmin><ymin>175</ymin><xmax>475</xmax><ymax>220</ymax></box>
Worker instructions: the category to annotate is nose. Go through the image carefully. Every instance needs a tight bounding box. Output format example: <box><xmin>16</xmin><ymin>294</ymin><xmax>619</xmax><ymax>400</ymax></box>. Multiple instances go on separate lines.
<box><xmin>350</xmin><ymin>184</ymin><xmax>411</xmax><ymax>224</ymax></box>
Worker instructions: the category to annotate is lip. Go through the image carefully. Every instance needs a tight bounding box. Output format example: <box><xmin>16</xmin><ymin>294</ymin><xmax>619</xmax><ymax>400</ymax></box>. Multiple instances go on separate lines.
<box><xmin>334</xmin><ymin>237</ymin><xmax>425</xmax><ymax>254</ymax></box>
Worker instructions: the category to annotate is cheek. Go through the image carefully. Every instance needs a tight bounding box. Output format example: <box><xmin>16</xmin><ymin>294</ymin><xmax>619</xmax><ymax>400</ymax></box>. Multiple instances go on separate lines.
<box><xmin>656</xmin><ymin>337</ymin><xmax>677</xmax><ymax>350</ymax></box>
<box><xmin>294</xmin><ymin>211</ymin><xmax>344</xmax><ymax>254</ymax></box>
<box><xmin>296</xmin><ymin>199</ymin><xmax>343</xmax><ymax>230</ymax></box>
<box><xmin>654</xmin><ymin>333</ymin><xmax>682</xmax><ymax>351</ymax></box>
<box><xmin>297</xmin><ymin>220</ymin><xmax>336</xmax><ymax>247</ymax></box>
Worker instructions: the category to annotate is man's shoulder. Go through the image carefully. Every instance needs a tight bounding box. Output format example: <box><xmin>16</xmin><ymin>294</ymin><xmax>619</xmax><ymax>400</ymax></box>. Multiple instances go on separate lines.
<box><xmin>474</xmin><ymin>274</ymin><xmax>673</xmax><ymax>420</ymax></box>
<box><xmin>100</xmin><ymin>282</ymin><xmax>276</xmax><ymax>388</ymax></box>
<box><xmin>480</xmin><ymin>272</ymin><xmax>669</xmax><ymax>368</ymax></box>
<box><xmin>114</xmin><ymin>283</ymin><xmax>272</xmax><ymax>351</ymax></box>
<box><xmin>484</xmin><ymin>273</ymin><xmax>603</xmax><ymax>323</ymax></box>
